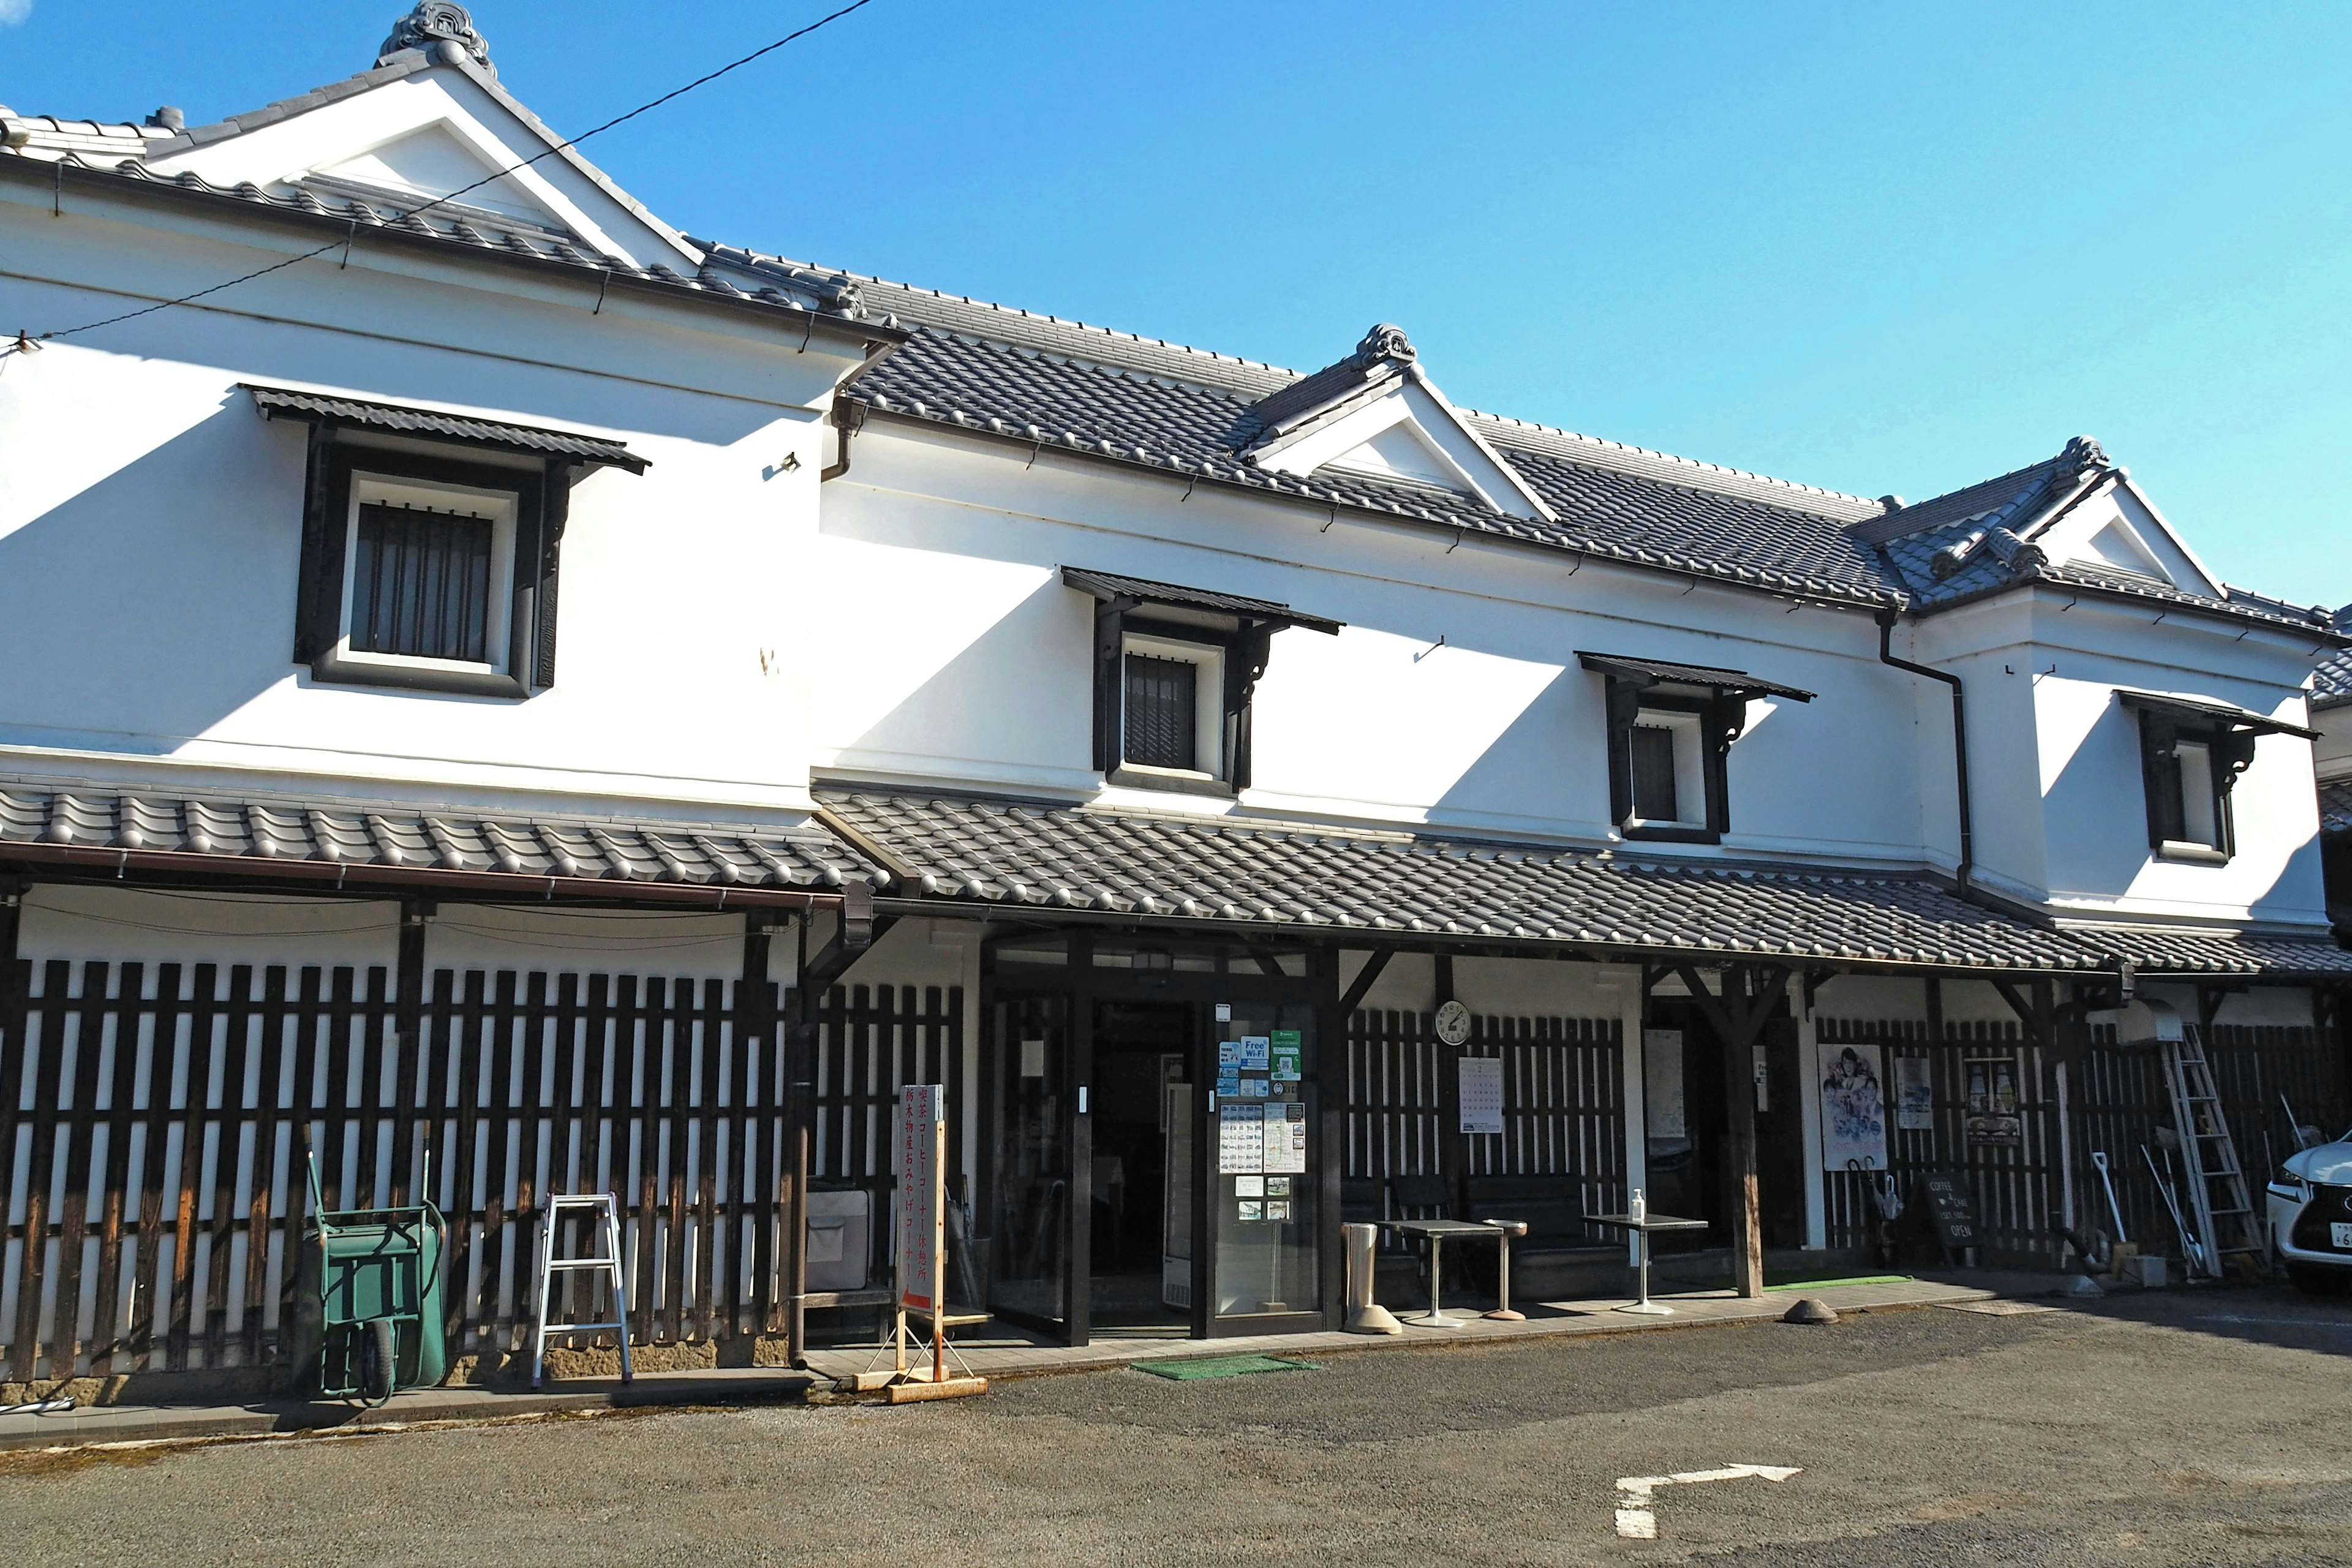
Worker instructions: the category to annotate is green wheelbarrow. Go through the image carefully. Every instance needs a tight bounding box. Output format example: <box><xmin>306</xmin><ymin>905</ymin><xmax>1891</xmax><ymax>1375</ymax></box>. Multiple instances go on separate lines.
<box><xmin>290</xmin><ymin>1150</ymin><xmax>448</xmax><ymax>1406</ymax></box>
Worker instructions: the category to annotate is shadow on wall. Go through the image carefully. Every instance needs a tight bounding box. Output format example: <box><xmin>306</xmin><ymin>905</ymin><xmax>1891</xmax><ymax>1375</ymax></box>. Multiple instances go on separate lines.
<box><xmin>2037</xmin><ymin>700</ymin><xmax>2316</xmax><ymax>920</ymax></box>
<box><xmin>0</xmin><ymin>399</ymin><xmax>316</xmax><ymax>750</ymax></box>
<box><xmin>821</xmin><ymin>494</ymin><xmax>1588</xmax><ymax>811</ymax></box>
<box><xmin>0</xmin><ymin>372</ymin><xmax>782</xmax><ymax>757</ymax></box>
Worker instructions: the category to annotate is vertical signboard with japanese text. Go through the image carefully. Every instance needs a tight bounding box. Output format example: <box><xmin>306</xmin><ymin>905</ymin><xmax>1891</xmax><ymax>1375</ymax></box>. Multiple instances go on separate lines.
<box><xmin>895</xmin><ymin>1084</ymin><xmax>946</xmax><ymax>1313</ymax></box>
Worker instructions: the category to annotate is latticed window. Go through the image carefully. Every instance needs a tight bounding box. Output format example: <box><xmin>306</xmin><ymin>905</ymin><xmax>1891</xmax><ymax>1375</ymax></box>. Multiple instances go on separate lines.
<box><xmin>349</xmin><ymin>502</ymin><xmax>496</xmax><ymax>663</ymax></box>
<box><xmin>1124</xmin><ymin>653</ymin><xmax>1197</xmax><ymax>770</ymax></box>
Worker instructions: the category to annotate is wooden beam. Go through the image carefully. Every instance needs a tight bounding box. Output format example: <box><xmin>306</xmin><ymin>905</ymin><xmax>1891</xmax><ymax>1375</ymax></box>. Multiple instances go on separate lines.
<box><xmin>1336</xmin><ymin>949</ymin><xmax>1393</xmax><ymax>1019</ymax></box>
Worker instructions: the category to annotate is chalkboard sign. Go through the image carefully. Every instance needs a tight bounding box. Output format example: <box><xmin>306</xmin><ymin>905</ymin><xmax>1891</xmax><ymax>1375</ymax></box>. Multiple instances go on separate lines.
<box><xmin>1919</xmin><ymin>1174</ymin><xmax>1978</xmax><ymax>1251</ymax></box>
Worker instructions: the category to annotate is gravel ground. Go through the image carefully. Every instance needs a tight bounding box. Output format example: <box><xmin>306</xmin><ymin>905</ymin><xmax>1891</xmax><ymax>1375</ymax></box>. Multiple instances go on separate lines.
<box><xmin>4</xmin><ymin>1289</ymin><xmax>2348</xmax><ymax>1567</ymax></box>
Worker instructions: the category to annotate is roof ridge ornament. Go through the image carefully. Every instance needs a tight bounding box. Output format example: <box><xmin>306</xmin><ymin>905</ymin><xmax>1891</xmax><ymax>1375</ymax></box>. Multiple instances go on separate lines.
<box><xmin>1350</xmin><ymin>322</ymin><xmax>1415</xmax><ymax>370</ymax></box>
<box><xmin>379</xmin><ymin>2</ymin><xmax>496</xmax><ymax>77</ymax></box>
<box><xmin>2061</xmin><ymin>434</ymin><xmax>2108</xmax><ymax>473</ymax></box>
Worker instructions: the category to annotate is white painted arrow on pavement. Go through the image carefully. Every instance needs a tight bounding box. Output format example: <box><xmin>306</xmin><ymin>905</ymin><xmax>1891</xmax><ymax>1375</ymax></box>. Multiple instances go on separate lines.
<box><xmin>1614</xmin><ymin>1464</ymin><xmax>1803</xmax><ymax>1539</ymax></box>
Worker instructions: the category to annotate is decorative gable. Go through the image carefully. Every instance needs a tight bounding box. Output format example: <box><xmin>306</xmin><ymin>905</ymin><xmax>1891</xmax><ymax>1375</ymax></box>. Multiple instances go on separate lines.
<box><xmin>1243</xmin><ymin>325</ymin><xmax>1556</xmax><ymax>522</ymax></box>
<box><xmin>311</xmin><ymin>123</ymin><xmax>556</xmax><ymax>228</ymax></box>
<box><xmin>138</xmin><ymin>2</ymin><xmax>702</xmax><ymax>274</ymax></box>
<box><xmin>2037</xmin><ymin>480</ymin><xmax>2223</xmax><ymax>596</ymax></box>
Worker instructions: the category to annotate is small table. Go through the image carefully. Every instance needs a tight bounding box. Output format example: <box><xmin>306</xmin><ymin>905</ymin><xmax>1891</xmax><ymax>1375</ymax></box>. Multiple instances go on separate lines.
<box><xmin>1584</xmin><ymin>1212</ymin><xmax>1708</xmax><ymax>1315</ymax></box>
<box><xmin>1377</xmin><ymin>1219</ymin><xmax>1512</xmax><ymax>1328</ymax></box>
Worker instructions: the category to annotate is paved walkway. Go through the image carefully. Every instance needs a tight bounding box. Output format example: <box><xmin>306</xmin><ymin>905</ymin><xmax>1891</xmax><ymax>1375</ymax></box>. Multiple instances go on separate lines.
<box><xmin>0</xmin><ymin>1273</ymin><xmax>2029</xmax><ymax>1453</ymax></box>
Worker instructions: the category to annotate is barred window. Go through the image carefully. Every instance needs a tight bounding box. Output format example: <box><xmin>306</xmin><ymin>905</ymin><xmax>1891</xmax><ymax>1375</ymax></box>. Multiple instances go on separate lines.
<box><xmin>349</xmin><ymin>502</ymin><xmax>496</xmax><ymax>663</ymax></box>
<box><xmin>1124</xmin><ymin>654</ymin><xmax>1198</xmax><ymax>771</ymax></box>
<box><xmin>1629</xmin><ymin>724</ymin><xmax>1679</xmax><ymax>823</ymax></box>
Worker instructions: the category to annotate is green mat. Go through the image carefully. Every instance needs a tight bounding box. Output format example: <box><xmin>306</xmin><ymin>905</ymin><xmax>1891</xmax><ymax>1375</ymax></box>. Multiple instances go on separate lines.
<box><xmin>1763</xmin><ymin>1275</ymin><xmax>1913</xmax><ymax>1291</ymax></box>
<box><xmin>1130</xmin><ymin>1354</ymin><xmax>1320</xmax><ymax>1381</ymax></box>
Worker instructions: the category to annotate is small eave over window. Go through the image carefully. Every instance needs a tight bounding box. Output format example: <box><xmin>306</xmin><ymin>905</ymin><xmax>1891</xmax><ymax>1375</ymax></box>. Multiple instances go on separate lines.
<box><xmin>248</xmin><ymin>384</ymin><xmax>647</xmax><ymax>698</ymax></box>
<box><xmin>2117</xmin><ymin>688</ymin><xmax>2316</xmax><ymax>865</ymax></box>
<box><xmin>1061</xmin><ymin>567</ymin><xmax>1343</xmax><ymax>795</ymax></box>
<box><xmin>1577</xmin><ymin>650</ymin><xmax>1815</xmax><ymax>844</ymax></box>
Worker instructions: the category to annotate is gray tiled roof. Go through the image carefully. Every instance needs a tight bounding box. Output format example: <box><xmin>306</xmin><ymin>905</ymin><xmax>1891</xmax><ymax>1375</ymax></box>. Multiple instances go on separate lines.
<box><xmin>0</xmin><ymin>780</ymin><xmax>869</xmax><ymax>892</ymax></box>
<box><xmin>2321</xmin><ymin>778</ymin><xmax>2352</xmax><ymax>837</ymax></box>
<box><xmin>246</xmin><ymin>385</ymin><xmax>646</xmax><ymax>471</ymax></box>
<box><xmin>2315</xmin><ymin>608</ymin><xmax>2352</xmax><ymax>710</ymax></box>
<box><xmin>0</xmin><ymin>149</ymin><xmax>872</xmax><ymax>325</ymax></box>
<box><xmin>1868</xmin><ymin>440</ymin><xmax>2337</xmax><ymax>637</ymax></box>
<box><xmin>816</xmin><ymin>786</ymin><xmax>2352</xmax><ymax>977</ymax></box>
<box><xmin>845</xmin><ymin>328</ymin><xmax>1909</xmax><ymax>609</ymax></box>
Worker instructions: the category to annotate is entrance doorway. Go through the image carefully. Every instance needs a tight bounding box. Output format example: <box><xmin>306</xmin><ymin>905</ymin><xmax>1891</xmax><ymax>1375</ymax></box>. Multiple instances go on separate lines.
<box><xmin>1644</xmin><ymin>996</ymin><xmax>1806</xmax><ymax>1267</ymax></box>
<box><xmin>981</xmin><ymin>934</ymin><xmax>1335</xmax><ymax>1345</ymax></box>
<box><xmin>1089</xmin><ymin>1000</ymin><xmax>1191</xmax><ymax>1335</ymax></box>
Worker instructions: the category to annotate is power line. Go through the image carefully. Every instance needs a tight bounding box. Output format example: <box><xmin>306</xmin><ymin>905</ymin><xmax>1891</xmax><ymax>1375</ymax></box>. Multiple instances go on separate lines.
<box><xmin>11</xmin><ymin>0</ymin><xmax>878</xmax><ymax>352</ymax></box>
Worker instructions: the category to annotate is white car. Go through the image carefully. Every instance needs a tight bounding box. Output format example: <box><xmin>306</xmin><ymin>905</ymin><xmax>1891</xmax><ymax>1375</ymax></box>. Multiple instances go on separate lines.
<box><xmin>2269</xmin><ymin>1137</ymin><xmax>2352</xmax><ymax>1293</ymax></box>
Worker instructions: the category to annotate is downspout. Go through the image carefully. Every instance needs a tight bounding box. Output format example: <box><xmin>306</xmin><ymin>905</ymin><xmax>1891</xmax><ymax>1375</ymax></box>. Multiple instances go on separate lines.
<box><xmin>1878</xmin><ymin>608</ymin><xmax>1973</xmax><ymax>895</ymax></box>
<box><xmin>821</xmin><ymin>396</ymin><xmax>866</xmax><ymax>481</ymax></box>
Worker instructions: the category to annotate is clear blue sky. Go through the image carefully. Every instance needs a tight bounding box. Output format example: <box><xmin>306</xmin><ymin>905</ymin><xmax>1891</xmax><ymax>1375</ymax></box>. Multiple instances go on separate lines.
<box><xmin>7</xmin><ymin>1</ymin><xmax>2348</xmax><ymax>608</ymax></box>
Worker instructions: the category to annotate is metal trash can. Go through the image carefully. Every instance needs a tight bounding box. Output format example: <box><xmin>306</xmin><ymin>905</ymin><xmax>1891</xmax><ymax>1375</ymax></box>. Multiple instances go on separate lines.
<box><xmin>290</xmin><ymin>1152</ymin><xmax>447</xmax><ymax>1405</ymax></box>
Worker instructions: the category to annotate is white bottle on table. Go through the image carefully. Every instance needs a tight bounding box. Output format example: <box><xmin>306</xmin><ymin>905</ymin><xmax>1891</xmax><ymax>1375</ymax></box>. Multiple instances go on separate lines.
<box><xmin>1630</xmin><ymin>1187</ymin><xmax>1646</xmax><ymax>1224</ymax></box>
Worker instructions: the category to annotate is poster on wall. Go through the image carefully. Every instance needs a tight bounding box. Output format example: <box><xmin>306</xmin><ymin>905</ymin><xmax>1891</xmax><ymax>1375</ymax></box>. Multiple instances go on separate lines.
<box><xmin>1263</xmin><ymin>1102</ymin><xmax>1308</xmax><ymax>1173</ymax></box>
<box><xmin>1964</xmin><ymin>1054</ymin><xmax>2023</xmax><ymax>1145</ymax></box>
<box><xmin>1458</xmin><ymin>1057</ymin><xmax>1505</xmax><ymax>1134</ymax></box>
<box><xmin>1820</xmin><ymin>1041</ymin><xmax>1888</xmax><ymax>1170</ymax></box>
<box><xmin>1895</xmin><ymin>1055</ymin><xmax>1934</xmax><ymax>1131</ymax></box>
<box><xmin>1643</xmin><ymin>1030</ymin><xmax>1686</xmax><ymax>1141</ymax></box>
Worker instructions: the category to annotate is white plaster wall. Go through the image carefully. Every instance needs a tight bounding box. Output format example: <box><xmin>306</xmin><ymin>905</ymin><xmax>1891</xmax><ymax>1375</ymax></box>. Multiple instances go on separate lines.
<box><xmin>1813</xmin><ymin>974</ymin><xmax>1931</xmax><ymax>1023</ymax></box>
<box><xmin>423</xmin><ymin>905</ymin><xmax>750</xmax><ymax>981</ymax></box>
<box><xmin>0</xmin><ymin>179</ymin><xmax>861</xmax><ymax>824</ymax></box>
<box><xmin>16</xmin><ymin>884</ymin><xmax>399</xmax><ymax>978</ymax></box>
<box><xmin>1912</xmin><ymin>587</ymin><xmax>2330</xmax><ymax>930</ymax></box>
<box><xmin>815</xmin><ymin>427</ymin><xmax>1929</xmax><ymax>866</ymax></box>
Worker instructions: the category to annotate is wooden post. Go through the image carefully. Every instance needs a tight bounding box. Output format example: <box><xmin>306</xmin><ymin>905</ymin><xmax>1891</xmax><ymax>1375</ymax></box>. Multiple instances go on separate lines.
<box><xmin>392</xmin><ymin>898</ymin><xmax>430</xmax><ymax>1208</ymax></box>
<box><xmin>739</xmin><ymin>913</ymin><xmax>777</xmax><ymax>1338</ymax></box>
<box><xmin>1677</xmin><ymin>960</ymin><xmax>1790</xmax><ymax>1301</ymax></box>
<box><xmin>783</xmin><ymin>914</ymin><xmax>812</xmax><ymax>1366</ymax></box>
<box><xmin>1721</xmin><ymin>967</ymin><xmax>1764</xmax><ymax>1298</ymax></box>
<box><xmin>1434</xmin><ymin>954</ymin><xmax>1463</xmax><ymax>1213</ymax></box>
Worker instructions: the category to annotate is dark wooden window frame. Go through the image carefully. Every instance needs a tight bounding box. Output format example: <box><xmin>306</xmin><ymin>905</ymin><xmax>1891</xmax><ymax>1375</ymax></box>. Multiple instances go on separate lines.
<box><xmin>1093</xmin><ymin>612</ymin><xmax>1274</xmax><ymax>794</ymax></box>
<box><xmin>1599</xmin><ymin>682</ymin><xmax>1747</xmax><ymax>845</ymax></box>
<box><xmin>293</xmin><ymin>435</ymin><xmax>573</xmax><ymax>699</ymax></box>
<box><xmin>2136</xmin><ymin>709</ymin><xmax>2253</xmax><ymax>862</ymax></box>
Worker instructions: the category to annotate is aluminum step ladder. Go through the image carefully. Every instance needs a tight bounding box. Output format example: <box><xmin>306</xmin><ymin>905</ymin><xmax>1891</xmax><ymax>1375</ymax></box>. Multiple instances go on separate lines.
<box><xmin>531</xmin><ymin>1193</ymin><xmax>635</xmax><ymax>1389</ymax></box>
<box><xmin>2159</xmin><ymin>1031</ymin><xmax>2264</xmax><ymax>1280</ymax></box>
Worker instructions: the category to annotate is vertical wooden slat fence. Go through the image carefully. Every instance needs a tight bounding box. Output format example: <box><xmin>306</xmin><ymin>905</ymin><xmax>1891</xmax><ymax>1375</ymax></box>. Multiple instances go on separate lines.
<box><xmin>1818</xmin><ymin>1017</ymin><xmax>2346</xmax><ymax>1267</ymax></box>
<box><xmin>0</xmin><ymin>956</ymin><xmax>962</xmax><ymax>1389</ymax></box>
<box><xmin>1345</xmin><ymin>1009</ymin><xmax>1626</xmax><ymax>1221</ymax></box>
<box><xmin>1344</xmin><ymin>1009</ymin><xmax>1442</xmax><ymax>1186</ymax></box>
<box><xmin>1461</xmin><ymin>1016</ymin><xmax>1627</xmax><ymax>1219</ymax></box>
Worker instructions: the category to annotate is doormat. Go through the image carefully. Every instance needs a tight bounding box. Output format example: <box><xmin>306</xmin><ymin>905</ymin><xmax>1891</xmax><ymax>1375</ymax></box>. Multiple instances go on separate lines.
<box><xmin>1762</xmin><ymin>1275</ymin><xmax>1913</xmax><ymax>1292</ymax></box>
<box><xmin>1130</xmin><ymin>1354</ymin><xmax>1319</xmax><ymax>1382</ymax></box>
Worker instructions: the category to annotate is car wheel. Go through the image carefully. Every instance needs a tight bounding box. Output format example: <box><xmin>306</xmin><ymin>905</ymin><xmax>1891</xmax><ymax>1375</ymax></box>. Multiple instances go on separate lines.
<box><xmin>2285</xmin><ymin>1263</ymin><xmax>2352</xmax><ymax>1297</ymax></box>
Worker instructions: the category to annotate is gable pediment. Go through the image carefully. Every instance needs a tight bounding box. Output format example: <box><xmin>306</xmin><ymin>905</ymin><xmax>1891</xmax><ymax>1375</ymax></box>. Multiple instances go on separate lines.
<box><xmin>2036</xmin><ymin>479</ymin><xmax>2222</xmax><ymax>597</ymax></box>
<box><xmin>312</xmin><ymin>123</ymin><xmax>558</xmax><ymax>228</ymax></box>
<box><xmin>1245</xmin><ymin>325</ymin><xmax>1555</xmax><ymax>522</ymax></box>
<box><xmin>140</xmin><ymin>47</ymin><xmax>701</xmax><ymax>273</ymax></box>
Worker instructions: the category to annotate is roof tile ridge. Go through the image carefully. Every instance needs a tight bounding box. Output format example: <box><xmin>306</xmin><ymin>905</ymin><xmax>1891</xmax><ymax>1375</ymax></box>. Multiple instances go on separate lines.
<box><xmin>167</xmin><ymin>56</ymin><xmax>431</xmax><ymax>149</ymax></box>
<box><xmin>699</xmin><ymin>240</ymin><xmax>1306</xmax><ymax>379</ymax></box>
<box><xmin>1460</xmin><ymin>407</ymin><xmax>1879</xmax><ymax>511</ymax></box>
<box><xmin>929</xmin><ymin>328</ymin><xmax>1253</xmax><ymax>403</ymax></box>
